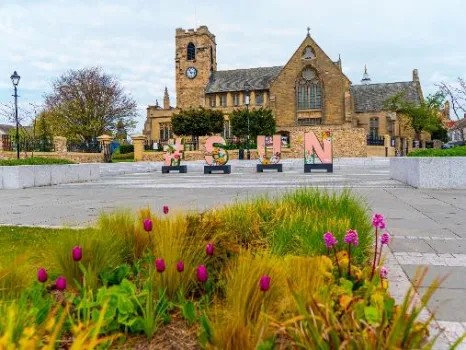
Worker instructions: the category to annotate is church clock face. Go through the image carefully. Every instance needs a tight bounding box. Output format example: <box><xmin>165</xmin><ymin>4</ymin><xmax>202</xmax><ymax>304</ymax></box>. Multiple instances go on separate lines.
<box><xmin>186</xmin><ymin>67</ymin><xmax>197</xmax><ymax>79</ymax></box>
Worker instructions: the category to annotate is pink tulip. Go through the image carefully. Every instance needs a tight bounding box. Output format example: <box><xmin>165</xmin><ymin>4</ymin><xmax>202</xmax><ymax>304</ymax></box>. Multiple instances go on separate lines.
<box><xmin>177</xmin><ymin>260</ymin><xmax>184</xmax><ymax>273</ymax></box>
<box><xmin>155</xmin><ymin>258</ymin><xmax>166</xmax><ymax>273</ymax></box>
<box><xmin>206</xmin><ymin>243</ymin><xmax>215</xmax><ymax>256</ymax></box>
<box><xmin>259</xmin><ymin>275</ymin><xmax>271</xmax><ymax>292</ymax></box>
<box><xmin>143</xmin><ymin>219</ymin><xmax>153</xmax><ymax>232</ymax></box>
<box><xmin>163</xmin><ymin>206</ymin><xmax>169</xmax><ymax>215</ymax></box>
<box><xmin>72</xmin><ymin>246</ymin><xmax>82</xmax><ymax>262</ymax></box>
<box><xmin>196</xmin><ymin>265</ymin><xmax>208</xmax><ymax>283</ymax></box>
<box><xmin>37</xmin><ymin>268</ymin><xmax>48</xmax><ymax>283</ymax></box>
<box><xmin>56</xmin><ymin>276</ymin><xmax>67</xmax><ymax>291</ymax></box>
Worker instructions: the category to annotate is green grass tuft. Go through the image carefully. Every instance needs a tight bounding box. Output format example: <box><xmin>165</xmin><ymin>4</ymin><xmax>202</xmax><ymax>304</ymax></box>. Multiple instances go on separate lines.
<box><xmin>0</xmin><ymin>157</ymin><xmax>75</xmax><ymax>166</ymax></box>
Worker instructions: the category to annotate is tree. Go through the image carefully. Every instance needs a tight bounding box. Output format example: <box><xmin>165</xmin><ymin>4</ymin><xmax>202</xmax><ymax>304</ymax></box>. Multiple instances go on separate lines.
<box><xmin>114</xmin><ymin>119</ymin><xmax>128</xmax><ymax>142</ymax></box>
<box><xmin>230</xmin><ymin>108</ymin><xmax>276</xmax><ymax>139</ymax></box>
<box><xmin>171</xmin><ymin>107</ymin><xmax>224</xmax><ymax>144</ymax></box>
<box><xmin>437</xmin><ymin>78</ymin><xmax>466</xmax><ymax>141</ymax></box>
<box><xmin>44</xmin><ymin>67</ymin><xmax>137</xmax><ymax>142</ymax></box>
<box><xmin>384</xmin><ymin>93</ymin><xmax>444</xmax><ymax>141</ymax></box>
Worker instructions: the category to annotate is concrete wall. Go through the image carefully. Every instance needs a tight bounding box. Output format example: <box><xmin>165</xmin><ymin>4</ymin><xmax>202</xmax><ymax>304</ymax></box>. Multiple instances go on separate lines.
<box><xmin>390</xmin><ymin>157</ymin><xmax>466</xmax><ymax>189</ymax></box>
<box><xmin>0</xmin><ymin>164</ymin><xmax>100</xmax><ymax>189</ymax></box>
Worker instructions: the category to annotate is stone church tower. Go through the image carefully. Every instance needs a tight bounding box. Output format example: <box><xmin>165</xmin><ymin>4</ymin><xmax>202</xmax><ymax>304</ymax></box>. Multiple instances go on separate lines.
<box><xmin>175</xmin><ymin>26</ymin><xmax>217</xmax><ymax>109</ymax></box>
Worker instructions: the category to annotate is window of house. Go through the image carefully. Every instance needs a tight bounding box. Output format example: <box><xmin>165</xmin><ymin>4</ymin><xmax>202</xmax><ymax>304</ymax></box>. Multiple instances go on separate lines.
<box><xmin>223</xmin><ymin>120</ymin><xmax>230</xmax><ymax>138</ymax></box>
<box><xmin>369</xmin><ymin>117</ymin><xmax>379</xmax><ymax>139</ymax></box>
<box><xmin>255</xmin><ymin>92</ymin><xmax>264</xmax><ymax>105</ymax></box>
<box><xmin>297</xmin><ymin>118</ymin><xmax>322</xmax><ymax>126</ymax></box>
<box><xmin>159</xmin><ymin>123</ymin><xmax>172</xmax><ymax>141</ymax></box>
<box><xmin>296</xmin><ymin>68</ymin><xmax>322</xmax><ymax>111</ymax></box>
<box><xmin>209</xmin><ymin>95</ymin><xmax>216</xmax><ymax>107</ymax></box>
<box><xmin>219</xmin><ymin>94</ymin><xmax>227</xmax><ymax>107</ymax></box>
<box><xmin>187</xmin><ymin>42</ymin><xmax>196</xmax><ymax>60</ymax></box>
<box><xmin>232</xmin><ymin>93</ymin><xmax>240</xmax><ymax>106</ymax></box>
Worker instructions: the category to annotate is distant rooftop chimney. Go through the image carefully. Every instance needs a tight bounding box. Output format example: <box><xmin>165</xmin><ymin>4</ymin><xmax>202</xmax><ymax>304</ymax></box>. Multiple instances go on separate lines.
<box><xmin>413</xmin><ymin>69</ymin><xmax>419</xmax><ymax>82</ymax></box>
<box><xmin>361</xmin><ymin>65</ymin><xmax>371</xmax><ymax>85</ymax></box>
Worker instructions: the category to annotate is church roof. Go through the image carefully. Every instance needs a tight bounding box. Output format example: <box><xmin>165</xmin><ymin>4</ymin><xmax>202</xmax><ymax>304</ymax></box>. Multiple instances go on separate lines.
<box><xmin>351</xmin><ymin>81</ymin><xmax>421</xmax><ymax>113</ymax></box>
<box><xmin>205</xmin><ymin>66</ymin><xmax>283</xmax><ymax>93</ymax></box>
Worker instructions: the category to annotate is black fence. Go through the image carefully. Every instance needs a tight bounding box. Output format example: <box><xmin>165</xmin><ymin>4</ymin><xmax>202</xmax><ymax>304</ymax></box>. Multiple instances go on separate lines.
<box><xmin>67</xmin><ymin>140</ymin><xmax>101</xmax><ymax>153</ymax></box>
<box><xmin>367</xmin><ymin>136</ymin><xmax>384</xmax><ymax>146</ymax></box>
<box><xmin>1</xmin><ymin>135</ymin><xmax>54</xmax><ymax>152</ymax></box>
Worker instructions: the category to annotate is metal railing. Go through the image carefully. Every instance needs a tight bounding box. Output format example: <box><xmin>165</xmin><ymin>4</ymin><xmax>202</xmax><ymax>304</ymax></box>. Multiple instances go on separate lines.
<box><xmin>366</xmin><ymin>136</ymin><xmax>384</xmax><ymax>146</ymax></box>
<box><xmin>1</xmin><ymin>135</ymin><xmax>54</xmax><ymax>152</ymax></box>
<box><xmin>67</xmin><ymin>140</ymin><xmax>101</xmax><ymax>153</ymax></box>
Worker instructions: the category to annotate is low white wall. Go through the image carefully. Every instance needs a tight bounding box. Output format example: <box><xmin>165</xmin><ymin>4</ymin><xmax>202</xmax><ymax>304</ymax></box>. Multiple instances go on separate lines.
<box><xmin>0</xmin><ymin>164</ymin><xmax>100</xmax><ymax>189</ymax></box>
<box><xmin>390</xmin><ymin>157</ymin><xmax>466</xmax><ymax>189</ymax></box>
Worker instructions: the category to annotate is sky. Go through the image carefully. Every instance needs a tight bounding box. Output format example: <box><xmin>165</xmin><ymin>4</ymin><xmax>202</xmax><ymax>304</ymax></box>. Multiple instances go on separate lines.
<box><xmin>1</xmin><ymin>0</ymin><xmax>465</xmax><ymax>132</ymax></box>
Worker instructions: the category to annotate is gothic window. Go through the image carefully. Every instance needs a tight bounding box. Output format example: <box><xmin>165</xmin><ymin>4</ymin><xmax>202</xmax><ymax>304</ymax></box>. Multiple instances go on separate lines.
<box><xmin>159</xmin><ymin>123</ymin><xmax>172</xmax><ymax>141</ymax></box>
<box><xmin>369</xmin><ymin>117</ymin><xmax>379</xmax><ymax>139</ymax></box>
<box><xmin>232</xmin><ymin>93</ymin><xmax>240</xmax><ymax>106</ymax></box>
<box><xmin>302</xmin><ymin>46</ymin><xmax>316</xmax><ymax>59</ymax></box>
<box><xmin>187</xmin><ymin>42</ymin><xmax>196</xmax><ymax>60</ymax></box>
<box><xmin>296</xmin><ymin>68</ymin><xmax>322</xmax><ymax>110</ymax></box>
<box><xmin>255</xmin><ymin>92</ymin><xmax>264</xmax><ymax>105</ymax></box>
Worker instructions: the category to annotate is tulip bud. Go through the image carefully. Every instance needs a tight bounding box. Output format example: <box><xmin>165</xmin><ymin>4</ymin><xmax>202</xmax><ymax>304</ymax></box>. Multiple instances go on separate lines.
<box><xmin>177</xmin><ymin>260</ymin><xmax>184</xmax><ymax>273</ymax></box>
<box><xmin>56</xmin><ymin>276</ymin><xmax>67</xmax><ymax>291</ymax></box>
<box><xmin>143</xmin><ymin>219</ymin><xmax>153</xmax><ymax>232</ymax></box>
<box><xmin>206</xmin><ymin>243</ymin><xmax>215</xmax><ymax>256</ymax></box>
<box><xmin>196</xmin><ymin>265</ymin><xmax>208</xmax><ymax>283</ymax></box>
<box><xmin>72</xmin><ymin>246</ymin><xmax>82</xmax><ymax>262</ymax></box>
<box><xmin>163</xmin><ymin>206</ymin><xmax>169</xmax><ymax>215</ymax></box>
<box><xmin>37</xmin><ymin>268</ymin><xmax>48</xmax><ymax>283</ymax></box>
<box><xmin>259</xmin><ymin>275</ymin><xmax>271</xmax><ymax>292</ymax></box>
<box><xmin>155</xmin><ymin>258</ymin><xmax>166</xmax><ymax>273</ymax></box>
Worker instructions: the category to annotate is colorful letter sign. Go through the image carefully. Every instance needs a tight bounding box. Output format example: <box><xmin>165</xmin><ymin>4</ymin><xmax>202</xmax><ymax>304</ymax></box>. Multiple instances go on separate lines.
<box><xmin>204</xmin><ymin>136</ymin><xmax>229</xmax><ymax>166</ymax></box>
<box><xmin>163</xmin><ymin>138</ymin><xmax>184</xmax><ymax>166</ymax></box>
<box><xmin>257</xmin><ymin>135</ymin><xmax>281</xmax><ymax>165</ymax></box>
<box><xmin>304</xmin><ymin>131</ymin><xmax>332</xmax><ymax>164</ymax></box>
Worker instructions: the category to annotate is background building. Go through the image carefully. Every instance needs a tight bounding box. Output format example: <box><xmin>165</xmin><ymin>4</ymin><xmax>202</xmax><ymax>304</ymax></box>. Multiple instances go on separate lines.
<box><xmin>144</xmin><ymin>25</ymin><xmax>423</xmax><ymax>146</ymax></box>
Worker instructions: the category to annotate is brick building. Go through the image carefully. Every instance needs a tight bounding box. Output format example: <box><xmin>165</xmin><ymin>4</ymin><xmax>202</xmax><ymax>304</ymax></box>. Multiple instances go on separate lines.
<box><xmin>143</xmin><ymin>25</ymin><xmax>423</xmax><ymax>146</ymax></box>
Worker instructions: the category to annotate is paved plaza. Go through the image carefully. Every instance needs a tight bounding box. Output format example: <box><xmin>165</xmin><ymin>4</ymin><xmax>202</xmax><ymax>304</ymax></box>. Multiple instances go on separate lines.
<box><xmin>1</xmin><ymin>159</ymin><xmax>465</xmax><ymax>346</ymax></box>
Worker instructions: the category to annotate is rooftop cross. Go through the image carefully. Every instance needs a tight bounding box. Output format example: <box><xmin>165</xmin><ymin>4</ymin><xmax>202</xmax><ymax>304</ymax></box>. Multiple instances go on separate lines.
<box><xmin>307</xmin><ymin>26</ymin><xmax>311</xmax><ymax>36</ymax></box>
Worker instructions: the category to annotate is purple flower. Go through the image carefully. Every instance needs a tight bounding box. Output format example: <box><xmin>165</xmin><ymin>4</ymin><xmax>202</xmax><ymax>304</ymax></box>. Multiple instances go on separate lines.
<box><xmin>143</xmin><ymin>219</ymin><xmax>153</xmax><ymax>232</ymax></box>
<box><xmin>163</xmin><ymin>206</ymin><xmax>169</xmax><ymax>215</ymax></box>
<box><xmin>206</xmin><ymin>243</ymin><xmax>215</xmax><ymax>256</ymax></box>
<box><xmin>155</xmin><ymin>258</ymin><xmax>166</xmax><ymax>273</ymax></box>
<box><xmin>259</xmin><ymin>275</ymin><xmax>271</xmax><ymax>292</ymax></box>
<box><xmin>380</xmin><ymin>267</ymin><xmax>388</xmax><ymax>279</ymax></box>
<box><xmin>37</xmin><ymin>268</ymin><xmax>48</xmax><ymax>283</ymax></box>
<box><xmin>372</xmin><ymin>213</ymin><xmax>386</xmax><ymax>229</ymax></box>
<box><xmin>177</xmin><ymin>260</ymin><xmax>184</xmax><ymax>273</ymax></box>
<box><xmin>380</xmin><ymin>232</ymin><xmax>390</xmax><ymax>245</ymax></box>
<box><xmin>323</xmin><ymin>232</ymin><xmax>338</xmax><ymax>249</ymax></box>
<box><xmin>344</xmin><ymin>230</ymin><xmax>359</xmax><ymax>246</ymax></box>
<box><xmin>196</xmin><ymin>265</ymin><xmax>208</xmax><ymax>283</ymax></box>
<box><xmin>72</xmin><ymin>246</ymin><xmax>82</xmax><ymax>262</ymax></box>
<box><xmin>56</xmin><ymin>276</ymin><xmax>67</xmax><ymax>291</ymax></box>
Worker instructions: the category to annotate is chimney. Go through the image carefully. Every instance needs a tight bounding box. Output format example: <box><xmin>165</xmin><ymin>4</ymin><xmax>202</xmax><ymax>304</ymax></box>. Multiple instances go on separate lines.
<box><xmin>444</xmin><ymin>101</ymin><xmax>450</xmax><ymax>118</ymax></box>
<box><xmin>412</xmin><ymin>69</ymin><xmax>419</xmax><ymax>82</ymax></box>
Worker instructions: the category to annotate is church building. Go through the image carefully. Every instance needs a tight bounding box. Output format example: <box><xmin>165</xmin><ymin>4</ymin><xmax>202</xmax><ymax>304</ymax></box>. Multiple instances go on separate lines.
<box><xmin>143</xmin><ymin>25</ymin><xmax>423</xmax><ymax>146</ymax></box>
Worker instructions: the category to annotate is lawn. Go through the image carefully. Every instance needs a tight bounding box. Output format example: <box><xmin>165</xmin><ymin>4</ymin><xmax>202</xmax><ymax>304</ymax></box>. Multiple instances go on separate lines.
<box><xmin>0</xmin><ymin>157</ymin><xmax>75</xmax><ymax>166</ymax></box>
<box><xmin>408</xmin><ymin>146</ymin><xmax>466</xmax><ymax>157</ymax></box>
<box><xmin>0</xmin><ymin>189</ymin><xmax>446</xmax><ymax>349</ymax></box>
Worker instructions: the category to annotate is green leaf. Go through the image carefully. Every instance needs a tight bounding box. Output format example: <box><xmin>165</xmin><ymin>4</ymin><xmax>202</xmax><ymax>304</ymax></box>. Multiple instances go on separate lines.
<box><xmin>182</xmin><ymin>301</ymin><xmax>197</xmax><ymax>326</ymax></box>
<box><xmin>364</xmin><ymin>306</ymin><xmax>382</xmax><ymax>326</ymax></box>
<box><xmin>384</xmin><ymin>296</ymin><xmax>395</xmax><ymax>321</ymax></box>
<box><xmin>117</xmin><ymin>295</ymin><xmax>134</xmax><ymax>314</ymax></box>
<box><xmin>119</xmin><ymin>279</ymin><xmax>136</xmax><ymax>295</ymax></box>
<box><xmin>339</xmin><ymin>278</ymin><xmax>354</xmax><ymax>295</ymax></box>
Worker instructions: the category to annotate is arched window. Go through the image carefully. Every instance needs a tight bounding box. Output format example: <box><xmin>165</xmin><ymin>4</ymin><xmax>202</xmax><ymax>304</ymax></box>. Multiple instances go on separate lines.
<box><xmin>296</xmin><ymin>68</ymin><xmax>322</xmax><ymax>110</ymax></box>
<box><xmin>187</xmin><ymin>42</ymin><xmax>196</xmax><ymax>60</ymax></box>
<box><xmin>302</xmin><ymin>46</ymin><xmax>316</xmax><ymax>59</ymax></box>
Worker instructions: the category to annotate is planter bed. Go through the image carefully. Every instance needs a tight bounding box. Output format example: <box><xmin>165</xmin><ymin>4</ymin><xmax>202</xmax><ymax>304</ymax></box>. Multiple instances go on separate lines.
<box><xmin>390</xmin><ymin>157</ymin><xmax>466</xmax><ymax>189</ymax></box>
<box><xmin>0</xmin><ymin>163</ymin><xmax>100</xmax><ymax>189</ymax></box>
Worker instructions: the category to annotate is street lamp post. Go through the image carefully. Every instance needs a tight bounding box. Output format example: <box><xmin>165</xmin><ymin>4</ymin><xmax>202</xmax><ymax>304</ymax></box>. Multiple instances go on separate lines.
<box><xmin>244</xmin><ymin>82</ymin><xmax>251</xmax><ymax>160</ymax></box>
<box><xmin>10</xmin><ymin>71</ymin><xmax>21</xmax><ymax>159</ymax></box>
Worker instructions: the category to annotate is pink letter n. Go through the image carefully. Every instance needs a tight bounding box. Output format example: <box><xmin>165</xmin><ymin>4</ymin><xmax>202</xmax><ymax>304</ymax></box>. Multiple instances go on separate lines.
<box><xmin>304</xmin><ymin>131</ymin><xmax>332</xmax><ymax>164</ymax></box>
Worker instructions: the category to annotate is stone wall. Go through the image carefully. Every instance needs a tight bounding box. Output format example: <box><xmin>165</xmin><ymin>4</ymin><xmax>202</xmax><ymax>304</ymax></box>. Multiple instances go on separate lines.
<box><xmin>366</xmin><ymin>145</ymin><xmax>395</xmax><ymax>157</ymax></box>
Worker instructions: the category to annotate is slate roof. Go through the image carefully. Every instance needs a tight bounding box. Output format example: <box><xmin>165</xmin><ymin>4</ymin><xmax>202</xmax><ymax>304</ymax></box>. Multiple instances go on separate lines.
<box><xmin>0</xmin><ymin>124</ymin><xmax>13</xmax><ymax>134</ymax></box>
<box><xmin>205</xmin><ymin>66</ymin><xmax>283</xmax><ymax>93</ymax></box>
<box><xmin>351</xmin><ymin>81</ymin><xmax>421</xmax><ymax>113</ymax></box>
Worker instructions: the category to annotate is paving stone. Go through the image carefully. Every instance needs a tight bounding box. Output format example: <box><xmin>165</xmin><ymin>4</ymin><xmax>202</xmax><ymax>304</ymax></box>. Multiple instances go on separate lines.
<box><xmin>417</xmin><ymin>287</ymin><xmax>466</xmax><ymax>322</ymax></box>
<box><xmin>428</xmin><ymin>240</ymin><xmax>466</xmax><ymax>255</ymax></box>
<box><xmin>390</xmin><ymin>237</ymin><xmax>436</xmax><ymax>253</ymax></box>
<box><xmin>403</xmin><ymin>265</ymin><xmax>466</xmax><ymax>289</ymax></box>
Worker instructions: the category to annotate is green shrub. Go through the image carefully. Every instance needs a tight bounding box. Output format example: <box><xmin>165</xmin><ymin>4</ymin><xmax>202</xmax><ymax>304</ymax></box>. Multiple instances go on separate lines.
<box><xmin>119</xmin><ymin>144</ymin><xmax>134</xmax><ymax>154</ymax></box>
<box><xmin>0</xmin><ymin>157</ymin><xmax>75</xmax><ymax>166</ymax></box>
<box><xmin>408</xmin><ymin>146</ymin><xmax>466</xmax><ymax>157</ymax></box>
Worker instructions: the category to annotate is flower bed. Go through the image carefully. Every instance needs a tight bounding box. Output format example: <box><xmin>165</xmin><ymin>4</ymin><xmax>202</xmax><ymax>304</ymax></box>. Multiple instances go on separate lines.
<box><xmin>0</xmin><ymin>189</ymin><xmax>454</xmax><ymax>348</ymax></box>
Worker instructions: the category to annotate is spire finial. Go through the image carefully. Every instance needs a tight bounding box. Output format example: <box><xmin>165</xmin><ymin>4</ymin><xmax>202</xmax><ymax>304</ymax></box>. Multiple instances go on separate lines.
<box><xmin>361</xmin><ymin>65</ymin><xmax>371</xmax><ymax>85</ymax></box>
<box><xmin>306</xmin><ymin>26</ymin><xmax>311</xmax><ymax>36</ymax></box>
<box><xmin>155</xmin><ymin>99</ymin><xmax>159</xmax><ymax>107</ymax></box>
